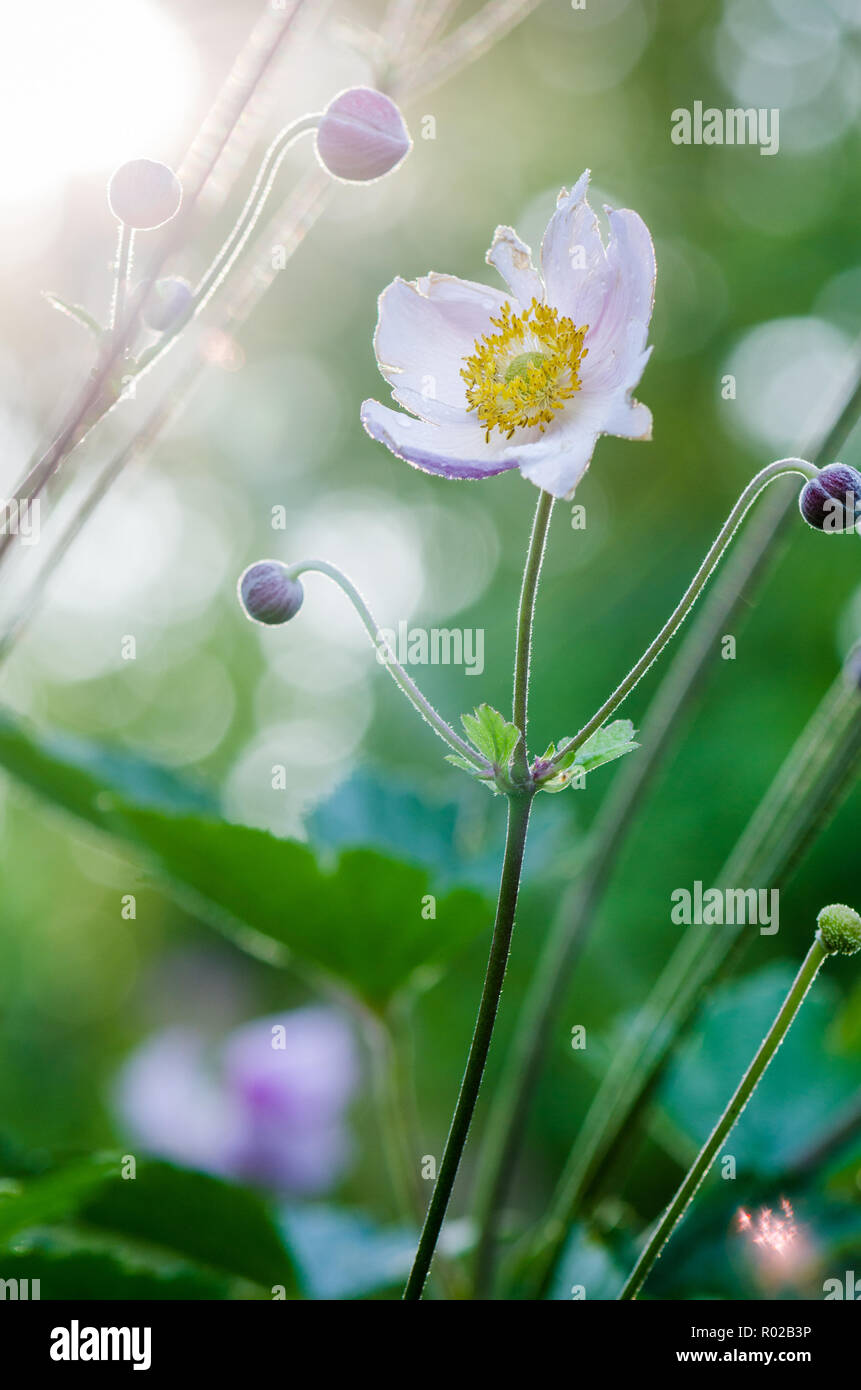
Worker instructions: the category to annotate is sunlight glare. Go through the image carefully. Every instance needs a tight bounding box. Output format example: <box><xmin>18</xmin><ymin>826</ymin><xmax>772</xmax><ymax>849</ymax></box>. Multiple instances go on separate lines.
<box><xmin>0</xmin><ymin>0</ymin><xmax>197</xmax><ymax>203</ymax></box>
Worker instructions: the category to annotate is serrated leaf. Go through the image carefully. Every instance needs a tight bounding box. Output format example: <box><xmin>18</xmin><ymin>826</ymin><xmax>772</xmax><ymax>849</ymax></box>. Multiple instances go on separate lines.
<box><xmin>576</xmin><ymin>719</ymin><xmax>638</xmax><ymax>771</ymax></box>
<box><xmin>42</xmin><ymin>291</ymin><xmax>103</xmax><ymax>338</ymax></box>
<box><xmin>553</xmin><ymin>720</ymin><xmax>638</xmax><ymax>777</ymax></box>
<box><xmin>0</xmin><ymin>710</ymin><xmax>491</xmax><ymax>1008</ymax></box>
<box><xmin>461</xmin><ymin>703</ymin><xmax>520</xmax><ymax>768</ymax></box>
<box><xmin>445</xmin><ymin>753</ymin><xmax>489</xmax><ymax>775</ymax></box>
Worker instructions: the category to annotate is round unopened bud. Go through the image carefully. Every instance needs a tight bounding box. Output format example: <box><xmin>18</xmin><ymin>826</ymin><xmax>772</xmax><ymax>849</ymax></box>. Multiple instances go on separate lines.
<box><xmin>315</xmin><ymin>87</ymin><xmax>411</xmax><ymax>183</ymax></box>
<box><xmin>816</xmin><ymin>903</ymin><xmax>861</xmax><ymax>956</ymax></box>
<box><xmin>140</xmin><ymin>276</ymin><xmax>194</xmax><ymax>333</ymax></box>
<box><xmin>799</xmin><ymin>463</ymin><xmax>861</xmax><ymax>532</ymax></box>
<box><xmin>238</xmin><ymin>561</ymin><xmax>304</xmax><ymax>626</ymax></box>
<box><xmin>108</xmin><ymin>158</ymin><xmax>183</xmax><ymax>230</ymax></box>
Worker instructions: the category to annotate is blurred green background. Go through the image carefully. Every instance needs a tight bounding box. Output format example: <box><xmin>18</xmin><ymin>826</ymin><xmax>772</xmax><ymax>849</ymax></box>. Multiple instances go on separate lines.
<box><xmin>0</xmin><ymin>0</ymin><xmax>859</xmax><ymax>1298</ymax></box>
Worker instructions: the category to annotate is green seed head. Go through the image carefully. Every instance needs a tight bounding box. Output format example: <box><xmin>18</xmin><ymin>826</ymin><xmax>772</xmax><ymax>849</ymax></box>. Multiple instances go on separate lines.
<box><xmin>816</xmin><ymin>903</ymin><xmax>861</xmax><ymax>956</ymax></box>
<box><xmin>504</xmin><ymin>351</ymin><xmax>547</xmax><ymax>384</ymax></box>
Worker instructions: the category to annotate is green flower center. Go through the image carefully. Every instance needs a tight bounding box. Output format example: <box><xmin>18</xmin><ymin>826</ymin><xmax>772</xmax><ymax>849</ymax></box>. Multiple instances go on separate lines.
<box><xmin>503</xmin><ymin>351</ymin><xmax>548</xmax><ymax>384</ymax></box>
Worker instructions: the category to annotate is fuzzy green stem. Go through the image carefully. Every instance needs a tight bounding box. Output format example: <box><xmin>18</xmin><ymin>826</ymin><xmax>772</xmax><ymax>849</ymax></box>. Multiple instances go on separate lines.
<box><xmin>619</xmin><ymin>936</ymin><xmax>828</xmax><ymax>1299</ymax></box>
<box><xmin>473</xmin><ymin>366</ymin><xmax>861</xmax><ymax>1296</ymax></box>
<box><xmin>543</xmin><ymin>458</ymin><xmax>819</xmax><ymax>775</ymax></box>
<box><xmin>512</xmin><ymin>490</ymin><xmax>554</xmax><ymax>780</ymax></box>
<box><xmin>523</xmin><ymin>665</ymin><xmax>861</xmax><ymax>1298</ymax></box>
<box><xmin>282</xmin><ymin>559</ymin><xmax>487</xmax><ymax>770</ymax></box>
<box><xmin>402</xmin><ymin>791</ymin><xmax>533</xmax><ymax>1299</ymax></box>
<box><xmin>134</xmin><ymin>116</ymin><xmax>319</xmax><ymax>380</ymax></box>
<box><xmin>402</xmin><ymin>492</ymin><xmax>551</xmax><ymax>1297</ymax></box>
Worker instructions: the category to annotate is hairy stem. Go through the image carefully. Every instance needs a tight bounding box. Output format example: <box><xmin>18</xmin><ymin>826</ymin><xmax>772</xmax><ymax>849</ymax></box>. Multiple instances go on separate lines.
<box><xmin>512</xmin><ymin>490</ymin><xmax>554</xmax><ymax>777</ymax></box>
<box><xmin>471</xmin><ymin>359</ymin><xmax>861</xmax><ymax>1290</ymax></box>
<box><xmin>619</xmin><ymin>936</ymin><xmax>828</xmax><ymax>1299</ymax></box>
<box><xmin>544</xmin><ymin>459</ymin><xmax>819</xmax><ymax>774</ymax></box>
<box><xmin>523</xmin><ymin>665</ymin><xmax>861</xmax><ymax>1298</ymax></box>
<box><xmin>282</xmin><ymin>559</ymin><xmax>487</xmax><ymax>768</ymax></box>
<box><xmin>403</xmin><ymin>792</ymin><xmax>533</xmax><ymax>1299</ymax></box>
<box><xmin>403</xmin><ymin>491</ymin><xmax>553</xmax><ymax>1298</ymax></box>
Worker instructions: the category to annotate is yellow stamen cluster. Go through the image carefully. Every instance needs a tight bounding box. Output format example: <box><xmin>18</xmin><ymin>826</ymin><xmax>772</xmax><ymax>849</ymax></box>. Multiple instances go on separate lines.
<box><xmin>461</xmin><ymin>298</ymin><xmax>588</xmax><ymax>442</ymax></box>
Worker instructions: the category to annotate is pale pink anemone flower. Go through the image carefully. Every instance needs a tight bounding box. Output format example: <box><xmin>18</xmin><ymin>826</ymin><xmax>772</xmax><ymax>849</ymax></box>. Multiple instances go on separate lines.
<box><xmin>361</xmin><ymin>170</ymin><xmax>656</xmax><ymax>500</ymax></box>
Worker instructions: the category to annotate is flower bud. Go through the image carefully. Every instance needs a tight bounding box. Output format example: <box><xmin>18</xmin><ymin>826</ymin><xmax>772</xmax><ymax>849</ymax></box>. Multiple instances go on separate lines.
<box><xmin>108</xmin><ymin>158</ymin><xmax>183</xmax><ymax>230</ymax></box>
<box><xmin>798</xmin><ymin>463</ymin><xmax>861</xmax><ymax>532</ymax></box>
<box><xmin>315</xmin><ymin>87</ymin><xmax>411</xmax><ymax>183</ymax></box>
<box><xmin>140</xmin><ymin>276</ymin><xmax>194</xmax><ymax>333</ymax></box>
<box><xmin>238</xmin><ymin>561</ymin><xmax>304</xmax><ymax>626</ymax></box>
<box><xmin>816</xmin><ymin>903</ymin><xmax>861</xmax><ymax>956</ymax></box>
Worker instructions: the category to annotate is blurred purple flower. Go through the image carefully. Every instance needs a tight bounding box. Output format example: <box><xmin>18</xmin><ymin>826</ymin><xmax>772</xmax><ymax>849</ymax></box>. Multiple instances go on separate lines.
<box><xmin>112</xmin><ymin>1007</ymin><xmax>359</xmax><ymax>1196</ymax></box>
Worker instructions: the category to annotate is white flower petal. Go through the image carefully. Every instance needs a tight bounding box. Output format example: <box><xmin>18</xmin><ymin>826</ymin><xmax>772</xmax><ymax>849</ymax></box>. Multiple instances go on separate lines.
<box><xmin>541</xmin><ymin>170</ymin><xmax>609</xmax><ymax>325</ymax></box>
<box><xmin>361</xmin><ymin>398</ymin><xmax>518</xmax><ymax>480</ymax></box>
<box><xmin>514</xmin><ymin>379</ymin><xmax>650</xmax><ymax>497</ymax></box>
<box><xmin>516</xmin><ymin>422</ymin><xmax>601</xmax><ymax>498</ymax></box>
<box><xmin>601</xmin><ymin>392</ymin><xmax>653</xmax><ymax>441</ymax></box>
<box><xmin>586</xmin><ymin>207</ymin><xmax>656</xmax><ymax>375</ymax></box>
<box><xmin>373</xmin><ymin>273</ymin><xmax>507</xmax><ymax>422</ymax></box>
<box><xmin>365</xmin><ymin>172</ymin><xmax>656</xmax><ymax>494</ymax></box>
<box><xmin>486</xmin><ymin>226</ymin><xmax>544</xmax><ymax>307</ymax></box>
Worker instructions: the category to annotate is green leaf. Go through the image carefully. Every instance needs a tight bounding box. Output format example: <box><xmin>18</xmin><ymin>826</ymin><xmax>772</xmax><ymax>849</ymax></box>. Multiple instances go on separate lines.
<box><xmin>542</xmin><ymin>720</ymin><xmax>639</xmax><ymax>789</ymax></box>
<box><xmin>0</xmin><ymin>710</ymin><xmax>490</xmax><ymax>1008</ymax></box>
<box><xmin>0</xmin><ymin>707</ymin><xmax>218</xmax><ymax>827</ymax></box>
<box><xmin>42</xmin><ymin>291</ymin><xmax>103</xmax><ymax>338</ymax></box>
<box><xmin>0</xmin><ymin>1154</ymin><xmax>119</xmax><ymax>1245</ymax></box>
<box><xmin>0</xmin><ymin>1154</ymin><xmax>301</xmax><ymax>1296</ymax></box>
<box><xmin>461</xmin><ymin>703</ymin><xmax>520</xmax><ymax>768</ymax></box>
<box><xmin>575</xmin><ymin>719</ymin><xmax>639</xmax><ymax>772</ymax></box>
<box><xmin>0</xmin><ymin>1231</ymin><xmax>231</xmax><ymax>1300</ymax></box>
<box><xmin>445</xmin><ymin>752</ymin><xmax>495</xmax><ymax>780</ymax></box>
<box><xmin>82</xmin><ymin>1161</ymin><xmax>300</xmax><ymax>1293</ymax></box>
<box><xmin>117</xmin><ymin>809</ymin><xmax>490</xmax><ymax>1007</ymax></box>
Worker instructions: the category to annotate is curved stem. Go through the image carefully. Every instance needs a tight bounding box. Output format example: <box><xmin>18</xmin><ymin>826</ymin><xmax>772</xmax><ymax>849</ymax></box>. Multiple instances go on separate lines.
<box><xmin>402</xmin><ymin>791</ymin><xmax>533</xmax><ymax>1299</ymax></box>
<box><xmin>135</xmin><ymin>116</ymin><xmax>319</xmax><ymax>378</ymax></box>
<box><xmin>512</xmin><ymin>490</ymin><xmax>554</xmax><ymax>779</ymax></box>
<box><xmin>472</xmin><ymin>373</ymin><xmax>861</xmax><ymax>1290</ymax></box>
<box><xmin>193</xmin><ymin>116</ymin><xmax>319</xmax><ymax>311</ymax></box>
<box><xmin>543</xmin><ymin>458</ymin><xmax>819</xmax><ymax>774</ymax></box>
<box><xmin>283</xmin><ymin>559</ymin><xmax>488</xmax><ymax>770</ymax></box>
<box><xmin>619</xmin><ymin>937</ymin><xmax>828</xmax><ymax>1299</ymax></box>
<box><xmin>0</xmin><ymin>7</ymin><xmax>305</xmax><ymax>569</ymax></box>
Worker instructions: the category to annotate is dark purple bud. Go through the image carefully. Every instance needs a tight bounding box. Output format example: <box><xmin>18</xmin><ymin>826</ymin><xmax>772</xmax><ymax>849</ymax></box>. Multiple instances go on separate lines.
<box><xmin>238</xmin><ymin>561</ymin><xmax>304</xmax><ymax>626</ymax></box>
<box><xmin>799</xmin><ymin>464</ymin><xmax>861</xmax><ymax>532</ymax></box>
<box><xmin>140</xmin><ymin>276</ymin><xmax>194</xmax><ymax>333</ymax></box>
<box><xmin>108</xmin><ymin>158</ymin><xmax>183</xmax><ymax>230</ymax></box>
